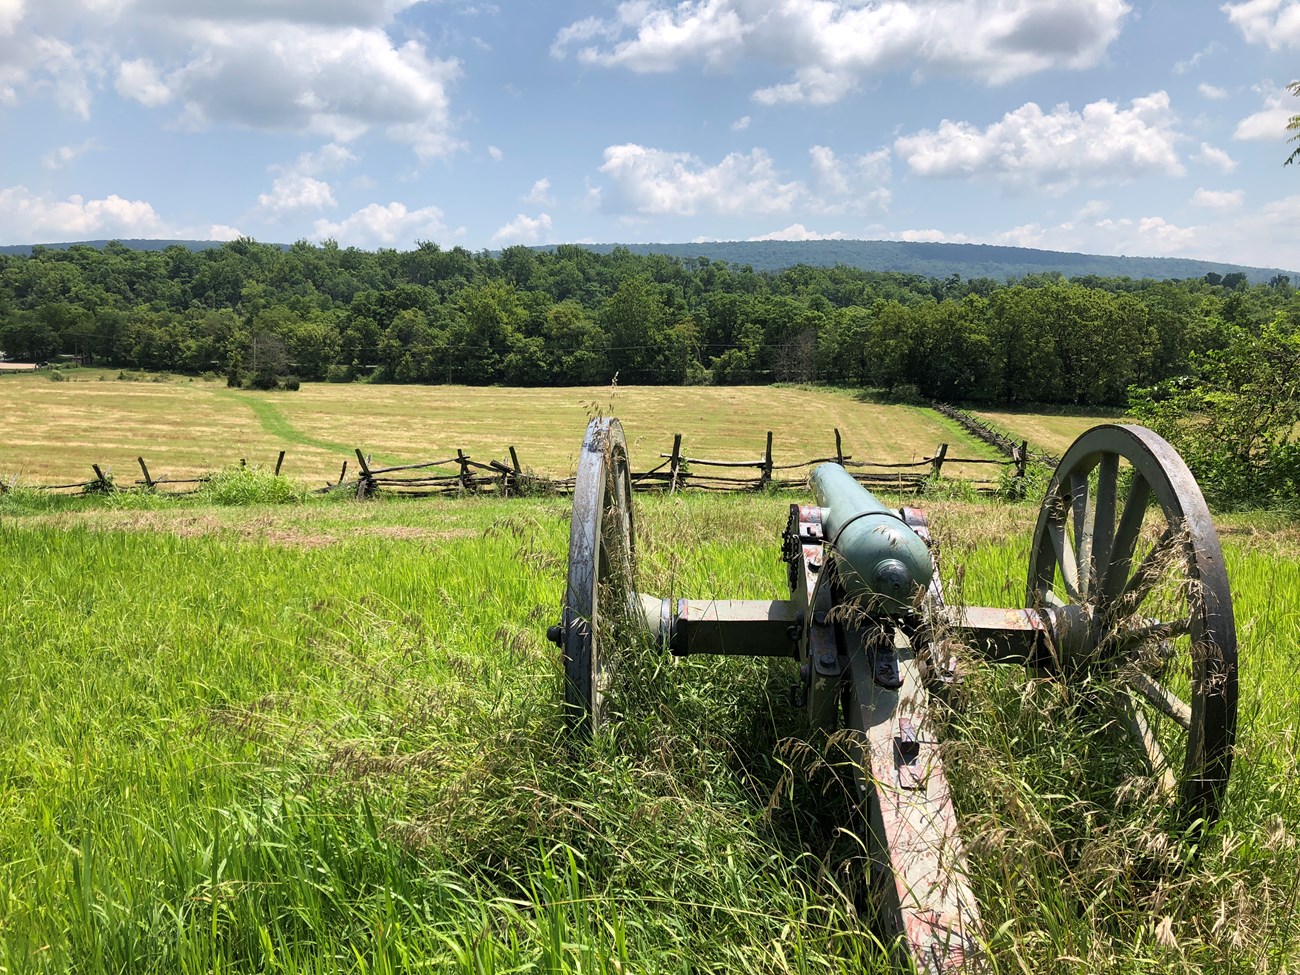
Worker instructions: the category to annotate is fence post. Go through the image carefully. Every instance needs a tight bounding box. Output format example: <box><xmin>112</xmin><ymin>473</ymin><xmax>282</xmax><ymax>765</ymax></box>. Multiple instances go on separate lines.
<box><xmin>92</xmin><ymin>464</ymin><xmax>112</xmax><ymax>492</ymax></box>
<box><xmin>508</xmin><ymin>446</ymin><xmax>522</xmax><ymax>496</ymax></box>
<box><xmin>274</xmin><ymin>450</ymin><xmax>285</xmax><ymax>476</ymax></box>
<box><xmin>457</xmin><ymin>450</ymin><xmax>473</xmax><ymax>493</ymax></box>
<box><xmin>930</xmin><ymin>443</ymin><xmax>948</xmax><ymax>479</ymax></box>
<box><xmin>337</xmin><ymin>459</ymin><xmax>348</xmax><ymax>488</ymax></box>
<box><xmin>834</xmin><ymin>428</ymin><xmax>844</xmax><ymax>466</ymax></box>
<box><xmin>1015</xmin><ymin>441</ymin><xmax>1028</xmax><ymax>479</ymax></box>
<box><xmin>353</xmin><ymin>449</ymin><xmax>373</xmax><ymax>499</ymax></box>
<box><xmin>669</xmin><ymin>433</ymin><xmax>682</xmax><ymax>494</ymax></box>
<box><xmin>760</xmin><ymin>431</ymin><xmax>774</xmax><ymax>489</ymax></box>
<box><xmin>137</xmin><ymin>456</ymin><xmax>154</xmax><ymax>490</ymax></box>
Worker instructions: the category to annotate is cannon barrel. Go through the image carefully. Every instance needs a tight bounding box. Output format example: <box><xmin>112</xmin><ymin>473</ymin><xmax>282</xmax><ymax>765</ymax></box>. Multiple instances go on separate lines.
<box><xmin>810</xmin><ymin>463</ymin><xmax>933</xmax><ymax>611</ymax></box>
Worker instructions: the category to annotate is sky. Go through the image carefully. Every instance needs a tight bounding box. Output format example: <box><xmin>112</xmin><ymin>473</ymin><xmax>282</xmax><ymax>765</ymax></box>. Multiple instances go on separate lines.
<box><xmin>0</xmin><ymin>0</ymin><xmax>1298</xmax><ymax>269</ymax></box>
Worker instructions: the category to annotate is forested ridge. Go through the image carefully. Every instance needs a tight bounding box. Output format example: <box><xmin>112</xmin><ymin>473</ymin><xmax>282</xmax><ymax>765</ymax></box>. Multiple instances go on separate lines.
<box><xmin>2</xmin><ymin>238</ymin><xmax>1298</xmax><ymax>409</ymax></box>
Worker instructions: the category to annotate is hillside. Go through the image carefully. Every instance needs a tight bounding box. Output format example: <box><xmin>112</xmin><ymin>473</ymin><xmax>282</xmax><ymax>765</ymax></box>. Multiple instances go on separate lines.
<box><xmin>2</xmin><ymin>237</ymin><xmax>1294</xmax><ymax>284</ymax></box>
<box><xmin>558</xmin><ymin>239</ymin><xmax>1298</xmax><ymax>284</ymax></box>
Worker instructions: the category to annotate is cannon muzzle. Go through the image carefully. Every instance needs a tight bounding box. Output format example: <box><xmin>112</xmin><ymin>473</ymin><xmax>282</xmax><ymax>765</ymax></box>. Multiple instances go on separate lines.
<box><xmin>810</xmin><ymin>463</ymin><xmax>933</xmax><ymax>611</ymax></box>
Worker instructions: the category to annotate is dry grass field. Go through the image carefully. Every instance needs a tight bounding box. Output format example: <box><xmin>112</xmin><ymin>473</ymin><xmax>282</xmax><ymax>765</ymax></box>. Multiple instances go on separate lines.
<box><xmin>969</xmin><ymin>407</ymin><xmax>1131</xmax><ymax>457</ymax></box>
<box><xmin>0</xmin><ymin>370</ymin><xmax>1000</xmax><ymax>488</ymax></box>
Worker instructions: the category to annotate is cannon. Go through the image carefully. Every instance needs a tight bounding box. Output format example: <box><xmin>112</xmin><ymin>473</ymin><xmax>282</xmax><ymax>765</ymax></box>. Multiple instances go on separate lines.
<box><xmin>548</xmin><ymin>417</ymin><xmax>1237</xmax><ymax>971</ymax></box>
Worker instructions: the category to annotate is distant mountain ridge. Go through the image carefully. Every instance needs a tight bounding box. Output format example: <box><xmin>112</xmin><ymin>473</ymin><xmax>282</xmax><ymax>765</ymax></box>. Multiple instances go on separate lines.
<box><xmin>555</xmin><ymin>240</ymin><xmax>1298</xmax><ymax>285</ymax></box>
<box><xmin>2</xmin><ymin>237</ymin><xmax>1294</xmax><ymax>284</ymax></box>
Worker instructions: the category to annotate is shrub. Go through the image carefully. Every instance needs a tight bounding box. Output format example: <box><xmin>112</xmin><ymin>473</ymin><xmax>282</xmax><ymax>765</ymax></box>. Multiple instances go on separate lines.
<box><xmin>249</xmin><ymin>372</ymin><xmax>279</xmax><ymax>390</ymax></box>
<box><xmin>280</xmin><ymin>375</ymin><xmax>301</xmax><ymax>391</ymax></box>
<box><xmin>198</xmin><ymin>465</ymin><xmax>305</xmax><ymax>505</ymax></box>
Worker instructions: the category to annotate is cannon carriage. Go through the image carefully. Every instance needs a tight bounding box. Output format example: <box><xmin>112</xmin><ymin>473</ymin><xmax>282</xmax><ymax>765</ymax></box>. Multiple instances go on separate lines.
<box><xmin>547</xmin><ymin>417</ymin><xmax>1237</xmax><ymax>971</ymax></box>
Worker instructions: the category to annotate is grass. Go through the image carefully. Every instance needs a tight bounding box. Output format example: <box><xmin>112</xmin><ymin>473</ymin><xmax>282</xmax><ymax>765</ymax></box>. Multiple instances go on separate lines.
<box><xmin>1</xmin><ymin>486</ymin><xmax>1298</xmax><ymax>972</ymax></box>
<box><xmin>968</xmin><ymin>406</ymin><xmax>1132</xmax><ymax>459</ymax></box>
<box><xmin>0</xmin><ymin>372</ymin><xmax>1002</xmax><ymax>488</ymax></box>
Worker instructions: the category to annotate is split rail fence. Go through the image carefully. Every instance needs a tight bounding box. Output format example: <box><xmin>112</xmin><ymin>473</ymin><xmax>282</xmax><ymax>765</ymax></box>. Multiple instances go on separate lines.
<box><xmin>0</xmin><ymin>451</ymin><xmax>287</xmax><ymax>496</ymax></box>
<box><xmin>4</xmin><ymin>429</ymin><xmax>1027</xmax><ymax>499</ymax></box>
<box><xmin>329</xmin><ymin>427</ymin><xmax>1022</xmax><ymax>498</ymax></box>
<box><xmin>932</xmin><ymin>402</ymin><xmax>1058</xmax><ymax>469</ymax></box>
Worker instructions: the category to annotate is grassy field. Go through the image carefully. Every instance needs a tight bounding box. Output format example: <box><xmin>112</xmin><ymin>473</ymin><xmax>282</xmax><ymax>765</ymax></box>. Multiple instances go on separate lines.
<box><xmin>0</xmin><ymin>370</ymin><xmax>999</xmax><ymax>488</ymax></box>
<box><xmin>969</xmin><ymin>407</ymin><xmax>1131</xmax><ymax>458</ymax></box>
<box><xmin>1</xmin><ymin>480</ymin><xmax>1298</xmax><ymax>973</ymax></box>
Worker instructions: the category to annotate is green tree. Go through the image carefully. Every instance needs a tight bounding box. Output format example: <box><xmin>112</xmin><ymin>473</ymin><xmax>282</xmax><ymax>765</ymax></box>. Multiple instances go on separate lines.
<box><xmin>1131</xmin><ymin>314</ymin><xmax>1300</xmax><ymax>505</ymax></box>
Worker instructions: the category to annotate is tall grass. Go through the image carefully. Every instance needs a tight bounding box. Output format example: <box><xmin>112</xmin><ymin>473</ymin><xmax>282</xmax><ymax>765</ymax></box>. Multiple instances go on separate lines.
<box><xmin>0</xmin><ymin>493</ymin><xmax>1297</xmax><ymax>972</ymax></box>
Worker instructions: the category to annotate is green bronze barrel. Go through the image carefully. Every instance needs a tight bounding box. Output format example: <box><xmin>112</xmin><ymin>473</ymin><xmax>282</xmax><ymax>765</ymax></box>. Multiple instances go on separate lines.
<box><xmin>810</xmin><ymin>463</ymin><xmax>933</xmax><ymax>610</ymax></box>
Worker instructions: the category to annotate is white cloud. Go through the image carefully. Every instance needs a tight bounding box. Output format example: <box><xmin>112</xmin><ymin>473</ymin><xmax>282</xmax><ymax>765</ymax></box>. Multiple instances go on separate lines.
<box><xmin>1223</xmin><ymin>0</ymin><xmax>1300</xmax><ymax>49</ymax></box>
<box><xmin>254</xmin><ymin>142</ymin><xmax>357</xmax><ymax>219</ymax></box>
<box><xmin>750</xmin><ymin>223</ymin><xmax>846</xmax><ymax>241</ymax></box>
<box><xmin>1197</xmin><ymin>82</ymin><xmax>1228</xmax><ymax>99</ymax></box>
<box><xmin>554</xmin><ymin>0</ymin><xmax>1130</xmax><ymax>104</ymax></box>
<box><xmin>292</xmin><ymin>142</ymin><xmax>358</xmax><ymax>175</ymax></box>
<box><xmin>886</xmin><ymin>228</ymin><xmax>975</xmax><ymax>243</ymax></box>
<box><xmin>257</xmin><ymin>175</ymin><xmax>337</xmax><ymax>217</ymax></box>
<box><xmin>1075</xmin><ymin>199</ymin><xmax>1110</xmax><ymax>219</ymax></box>
<box><xmin>1190</xmin><ymin>187</ymin><xmax>1245</xmax><ymax>208</ymax></box>
<box><xmin>313</xmin><ymin>201</ymin><xmax>448</xmax><ymax>247</ymax></box>
<box><xmin>893</xmin><ymin>91</ymin><xmax>1184</xmax><ymax>192</ymax></box>
<box><xmin>595</xmin><ymin>142</ymin><xmax>890</xmax><ymax>219</ymax></box>
<box><xmin>598</xmin><ymin>144</ymin><xmax>803</xmax><ymax>216</ymax></box>
<box><xmin>0</xmin><ymin>1</ymin><xmax>462</xmax><ymax>158</ymax></box>
<box><xmin>0</xmin><ymin>186</ymin><xmax>170</xmax><ymax>241</ymax></box>
<box><xmin>0</xmin><ymin>0</ymin><xmax>24</xmax><ymax>36</ymax></box>
<box><xmin>1173</xmin><ymin>42</ymin><xmax>1219</xmax><ymax>74</ymax></box>
<box><xmin>1233</xmin><ymin>84</ymin><xmax>1295</xmax><ymax>140</ymax></box>
<box><xmin>730</xmin><ymin>114</ymin><xmax>750</xmax><ymax>131</ymax></box>
<box><xmin>41</xmin><ymin>138</ymin><xmax>101</xmax><ymax>170</ymax></box>
<box><xmin>490</xmin><ymin>212</ymin><xmax>554</xmax><ymax>246</ymax></box>
<box><xmin>116</xmin><ymin>58</ymin><xmax>171</xmax><ymax>107</ymax></box>
<box><xmin>487</xmin><ymin>145</ymin><xmax>503</xmax><ymax>161</ymax></box>
<box><xmin>1192</xmin><ymin>141</ymin><xmax>1239</xmax><ymax>172</ymax></box>
<box><xmin>208</xmin><ymin>224</ymin><xmax>243</xmax><ymax>241</ymax></box>
<box><xmin>1216</xmin><ymin>193</ymin><xmax>1300</xmax><ymax>266</ymax></box>
<box><xmin>809</xmin><ymin>145</ymin><xmax>851</xmax><ymax>197</ymax></box>
<box><xmin>523</xmin><ymin>178</ymin><xmax>556</xmax><ymax>206</ymax></box>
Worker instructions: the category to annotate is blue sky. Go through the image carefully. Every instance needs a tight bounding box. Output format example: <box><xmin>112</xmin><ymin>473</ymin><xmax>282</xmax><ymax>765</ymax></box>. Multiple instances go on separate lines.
<box><xmin>0</xmin><ymin>0</ymin><xmax>1297</xmax><ymax>268</ymax></box>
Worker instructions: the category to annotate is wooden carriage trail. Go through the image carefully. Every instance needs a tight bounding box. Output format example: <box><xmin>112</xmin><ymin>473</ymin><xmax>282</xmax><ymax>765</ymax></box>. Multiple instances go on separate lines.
<box><xmin>3</xmin><ymin>425</ymin><xmax>1032</xmax><ymax>499</ymax></box>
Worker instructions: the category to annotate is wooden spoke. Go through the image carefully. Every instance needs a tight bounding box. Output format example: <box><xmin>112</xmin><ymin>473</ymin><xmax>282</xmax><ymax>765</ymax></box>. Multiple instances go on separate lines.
<box><xmin>1115</xmin><ymin>524</ymin><xmax>1180</xmax><ymax>615</ymax></box>
<box><xmin>1119</xmin><ymin>692</ymin><xmax>1177</xmax><ymax>795</ymax></box>
<box><xmin>1070</xmin><ymin>472</ymin><xmax>1091</xmax><ymax>597</ymax></box>
<box><xmin>1086</xmin><ymin>454</ymin><xmax>1120</xmax><ymax>601</ymax></box>
<box><xmin>1127</xmin><ymin>672</ymin><xmax>1193</xmax><ymax>731</ymax></box>
<box><xmin>1048</xmin><ymin>518</ymin><xmax>1081</xmax><ymax>602</ymax></box>
<box><xmin>1116</xmin><ymin>616</ymin><xmax>1192</xmax><ymax>653</ymax></box>
<box><xmin>1102</xmin><ymin>473</ymin><xmax>1151</xmax><ymax>604</ymax></box>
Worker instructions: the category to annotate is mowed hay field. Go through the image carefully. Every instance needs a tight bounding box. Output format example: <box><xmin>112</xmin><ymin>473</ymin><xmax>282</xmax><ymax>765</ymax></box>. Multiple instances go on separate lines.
<box><xmin>1</xmin><ymin>487</ymin><xmax>1299</xmax><ymax>973</ymax></box>
<box><xmin>0</xmin><ymin>371</ymin><xmax>998</xmax><ymax>487</ymax></box>
<box><xmin>969</xmin><ymin>407</ymin><xmax>1131</xmax><ymax>458</ymax></box>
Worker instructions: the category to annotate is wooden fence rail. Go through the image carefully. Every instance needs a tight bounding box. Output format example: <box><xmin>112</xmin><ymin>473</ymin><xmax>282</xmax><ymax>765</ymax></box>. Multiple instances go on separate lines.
<box><xmin>4</xmin><ymin>426</ymin><xmax>1028</xmax><ymax>499</ymax></box>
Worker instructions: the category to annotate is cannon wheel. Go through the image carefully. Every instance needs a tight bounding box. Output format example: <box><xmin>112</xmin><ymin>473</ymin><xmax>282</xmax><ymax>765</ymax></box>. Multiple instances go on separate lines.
<box><xmin>1027</xmin><ymin>424</ymin><xmax>1237</xmax><ymax>825</ymax></box>
<box><xmin>560</xmin><ymin>417</ymin><xmax>636</xmax><ymax>739</ymax></box>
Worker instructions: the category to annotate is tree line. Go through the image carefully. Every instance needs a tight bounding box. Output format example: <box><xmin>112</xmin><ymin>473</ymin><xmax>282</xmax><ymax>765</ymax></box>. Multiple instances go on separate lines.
<box><xmin>1</xmin><ymin>238</ymin><xmax>1297</xmax><ymax>408</ymax></box>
